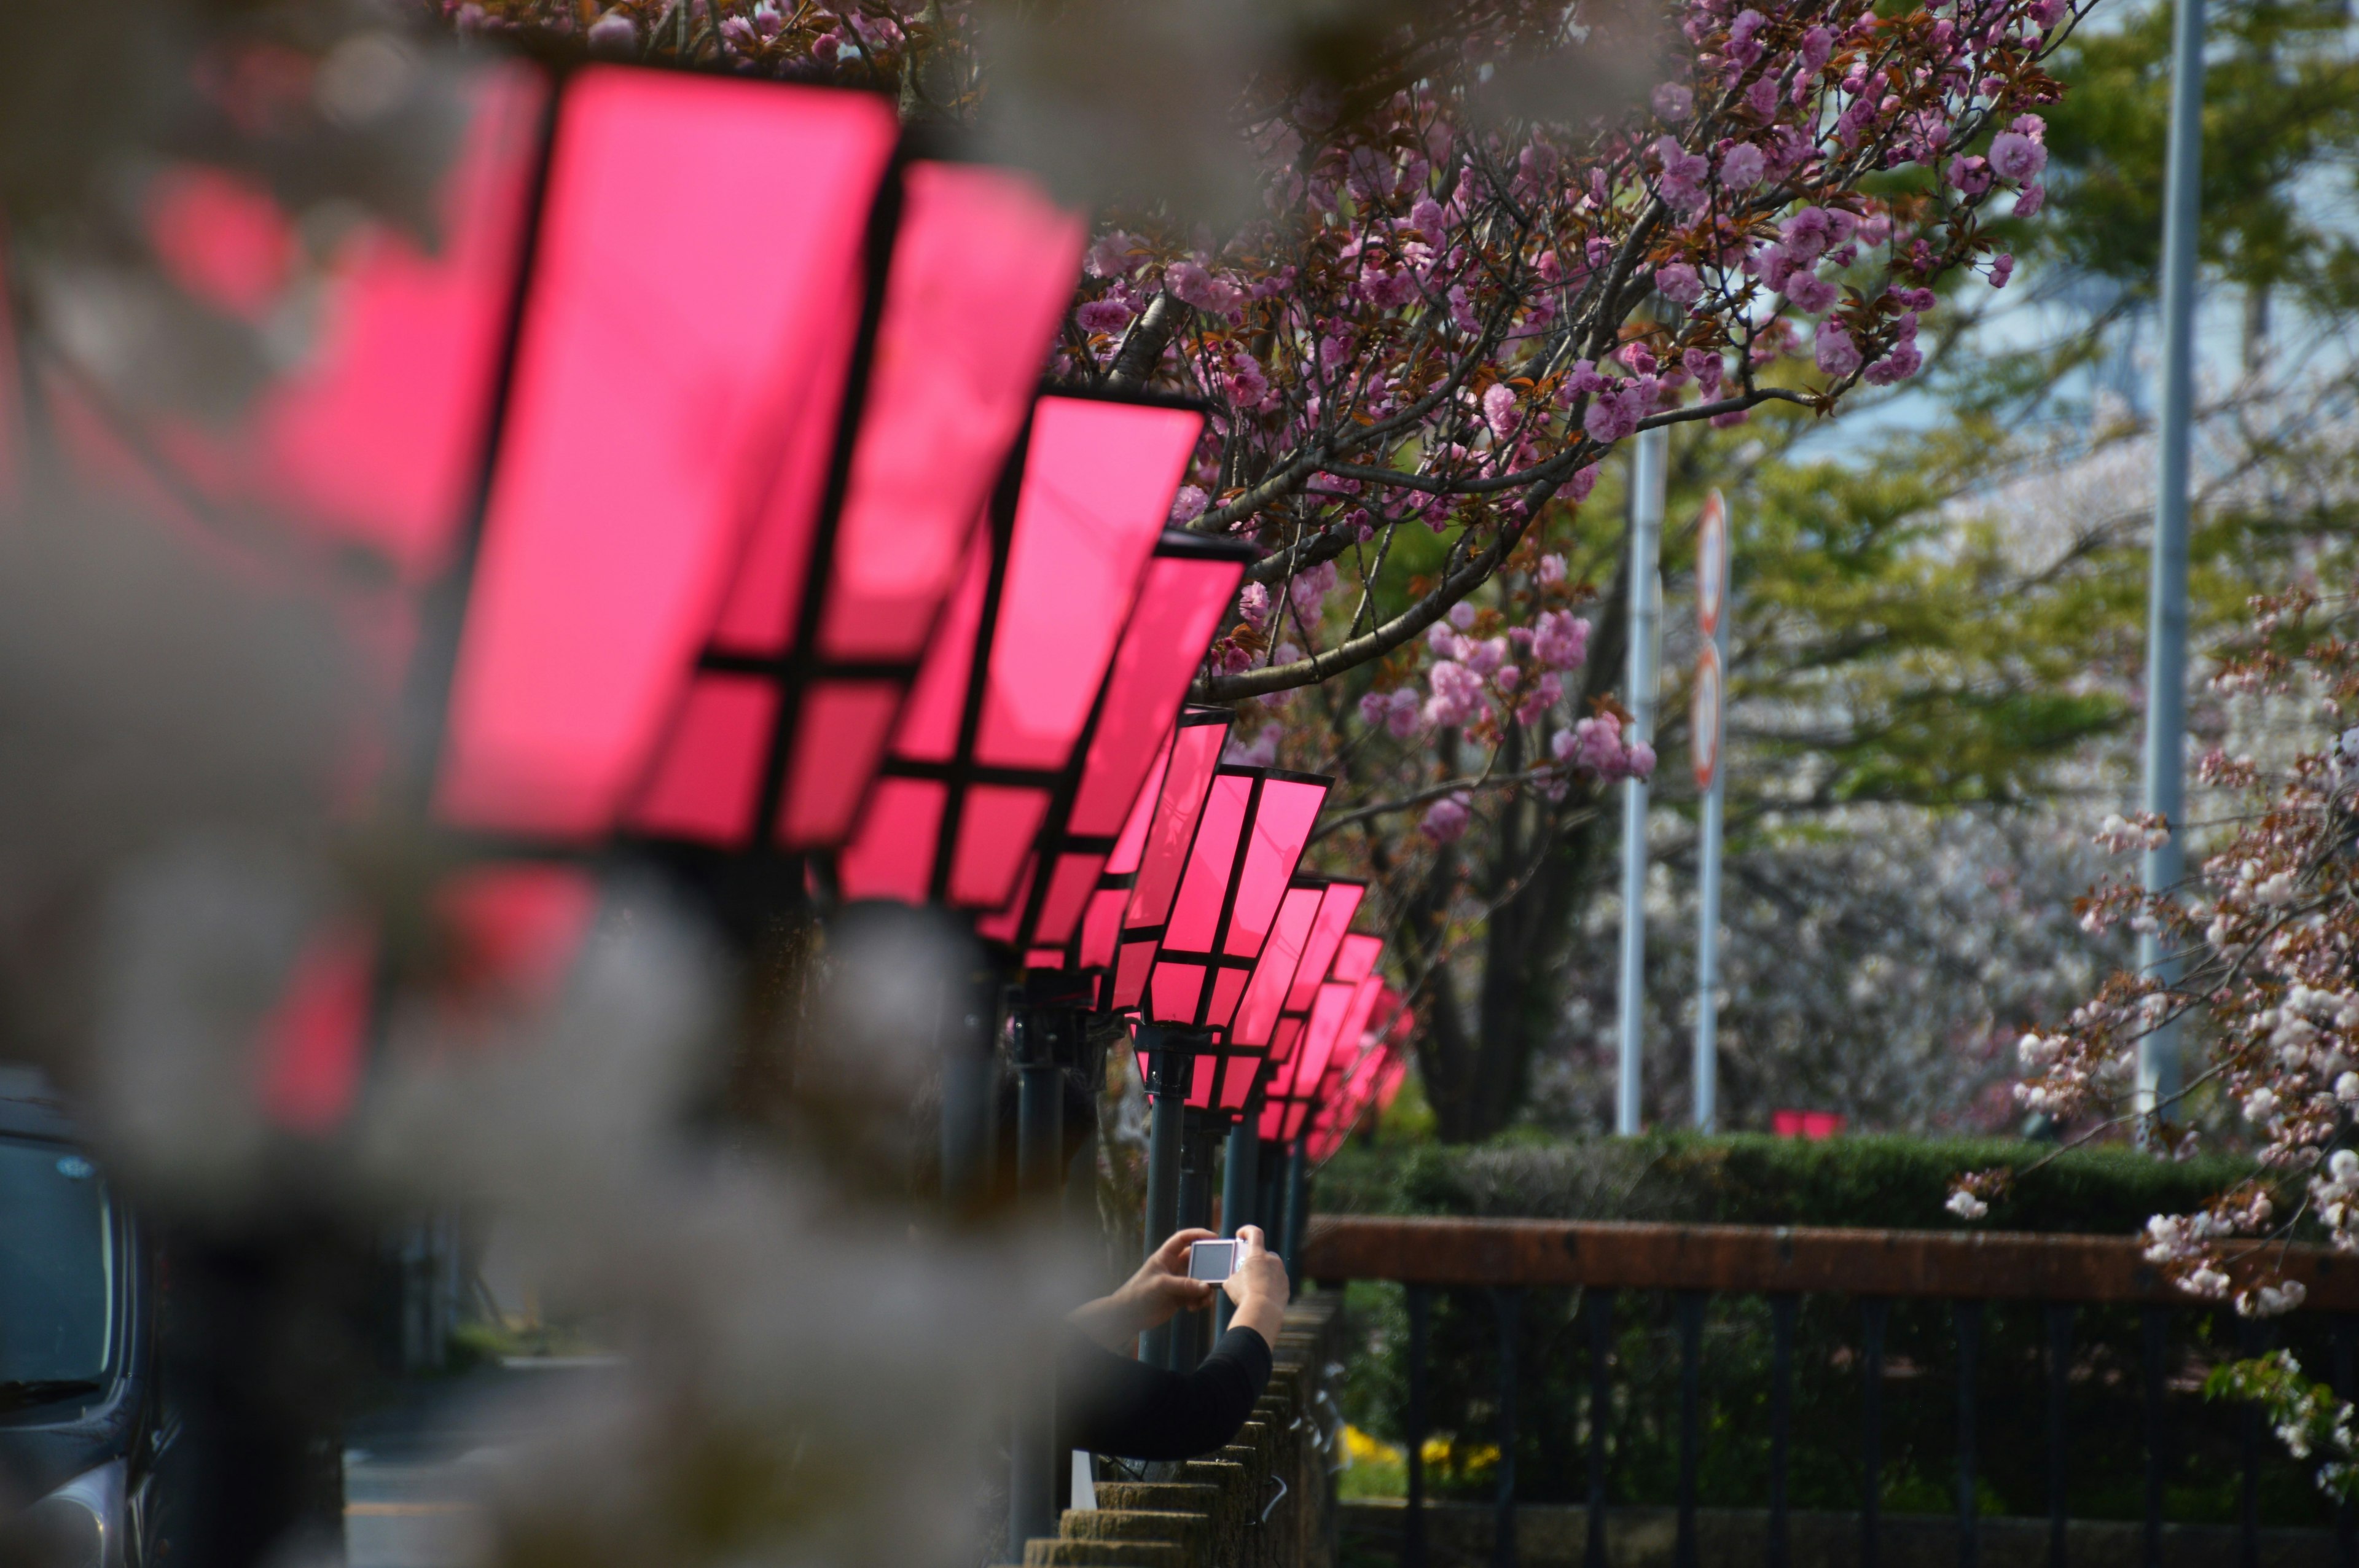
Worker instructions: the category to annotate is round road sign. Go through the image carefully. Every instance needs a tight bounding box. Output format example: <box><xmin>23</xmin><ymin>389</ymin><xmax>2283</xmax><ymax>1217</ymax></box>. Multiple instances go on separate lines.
<box><xmin>1696</xmin><ymin>490</ymin><xmax>1729</xmax><ymax>638</ymax></box>
<box><xmin>1691</xmin><ymin>641</ymin><xmax>1723</xmax><ymax>792</ymax></box>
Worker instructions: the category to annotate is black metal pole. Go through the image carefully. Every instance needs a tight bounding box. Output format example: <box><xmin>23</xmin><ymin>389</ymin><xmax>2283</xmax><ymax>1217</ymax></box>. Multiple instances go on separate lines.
<box><xmin>1957</xmin><ymin>1300</ymin><xmax>1982</xmax><ymax>1568</ymax></box>
<box><xmin>1494</xmin><ymin>1287</ymin><xmax>1522</xmax><ymax>1568</ymax></box>
<box><xmin>1281</xmin><ymin>1133</ymin><xmax>1310</xmax><ymax>1281</ymax></box>
<box><xmin>1007</xmin><ymin>1005</ymin><xmax>1063</xmax><ymax>1559</ymax></box>
<box><xmin>1140</xmin><ymin>1028</ymin><xmax>1188</xmax><ymax>1368</ymax></box>
<box><xmin>1674</xmin><ymin>1292</ymin><xmax>1703</xmax><ymax>1568</ymax></box>
<box><xmin>1405</xmin><ymin>1284</ymin><xmax>1431</xmax><ymax>1568</ymax></box>
<box><xmin>1175</xmin><ymin>1113</ymin><xmax>1216</xmax><ymax>1370</ymax></box>
<box><xmin>1862</xmin><ymin>1298</ymin><xmax>1887</xmax><ymax>1568</ymax></box>
<box><xmin>1769</xmin><ymin>1293</ymin><xmax>1793</xmax><ymax>1568</ymax></box>
<box><xmin>2048</xmin><ymin>1303</ymin><xmax>2072</xmax><ymax>1568</ymax></box>
<box><xmin>1216</xmin><ymin>1107</ymin><xmax>1259</xmax><ymax>1335</ymax></box>
<box><xmin>939</xmin><ymin>965</ymin><xmax>995</xmax><ymax>1218</ymax></box>
<box><xmin>1586</xmin><ymin>1288</ymin><xmax>1615</xmax><ymax>1568</ymax></box>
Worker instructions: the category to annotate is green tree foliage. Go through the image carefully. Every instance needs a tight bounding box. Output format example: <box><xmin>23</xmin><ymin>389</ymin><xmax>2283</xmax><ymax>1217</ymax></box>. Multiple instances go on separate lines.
<box><xmin>2036</xmin><ymin>0</ymin><xmax>2359</xmax><ymax>317</ymax></box>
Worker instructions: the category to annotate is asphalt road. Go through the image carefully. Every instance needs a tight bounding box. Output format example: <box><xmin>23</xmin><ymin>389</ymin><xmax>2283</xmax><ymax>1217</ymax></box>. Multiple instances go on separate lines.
<box><xmin>343</xmin><ymin>1359</ymin><xmax>617</xmax><ymax>1568</ymax></box>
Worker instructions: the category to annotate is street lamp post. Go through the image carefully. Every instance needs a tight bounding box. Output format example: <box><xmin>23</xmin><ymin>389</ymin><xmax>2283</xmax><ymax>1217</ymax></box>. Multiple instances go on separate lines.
<box><xmin>2139</xmin><ymin>0</ymin><xmax>2209</xmax><ymax>1125</ymax></box>
<box><xmin>1616</xmin><ymin>426</ymin><xmax>1669</xmax><ymax>1135</ymax></box>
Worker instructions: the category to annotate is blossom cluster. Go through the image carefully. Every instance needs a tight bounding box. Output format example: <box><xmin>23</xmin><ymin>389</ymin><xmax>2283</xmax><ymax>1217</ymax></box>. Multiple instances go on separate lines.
<box><xmin>1960</xmin><ymin>588</ymin><xmax>2359</xmax><ymax>1327</ymax></box>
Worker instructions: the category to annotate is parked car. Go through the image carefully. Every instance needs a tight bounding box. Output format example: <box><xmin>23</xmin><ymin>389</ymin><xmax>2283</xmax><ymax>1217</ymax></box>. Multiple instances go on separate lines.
<box><xmin>0</xmin><ymin>1065</ymin><xmax>172</xmax><ymax>1568</ymax></box>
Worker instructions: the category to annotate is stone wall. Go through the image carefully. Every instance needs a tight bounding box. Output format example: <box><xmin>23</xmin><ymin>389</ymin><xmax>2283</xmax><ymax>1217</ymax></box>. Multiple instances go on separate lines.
<box><xmin>1012</xmin><ymin>1295</ymin><xmax>1346</xmax><ymax>1568</ymax></box>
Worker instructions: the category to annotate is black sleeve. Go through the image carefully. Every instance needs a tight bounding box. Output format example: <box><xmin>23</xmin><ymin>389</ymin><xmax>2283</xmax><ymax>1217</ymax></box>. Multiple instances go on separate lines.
<box><xmin>1058</xmin><ymin>1324</ymin><xmax>1275</xmax><ymax>1461</ymax></box>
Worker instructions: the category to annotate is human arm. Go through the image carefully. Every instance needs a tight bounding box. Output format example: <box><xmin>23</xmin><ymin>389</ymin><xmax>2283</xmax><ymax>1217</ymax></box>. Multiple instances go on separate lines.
<box><xmin>1057</xmin><ymin>1322</ymin><xmax>1274</xmax><ymax>1460</ymax></box>
<box><xmin>1065</xmin><ymin>1228</ymin><xmax>1221</xmax><ymax>1351</ymax></box>
<box><xmin>1218</xmin><ymin>1225</ymin><xmax>1289</xmax><ymax>1349</ymax></box>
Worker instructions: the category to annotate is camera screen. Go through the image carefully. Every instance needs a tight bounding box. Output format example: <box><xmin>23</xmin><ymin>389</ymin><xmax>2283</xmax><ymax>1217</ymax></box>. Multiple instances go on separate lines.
<box><xmin>1186</xmin><ymin>1239</ymin><xmax>1238</xmax><ymax>1282</ymax></box>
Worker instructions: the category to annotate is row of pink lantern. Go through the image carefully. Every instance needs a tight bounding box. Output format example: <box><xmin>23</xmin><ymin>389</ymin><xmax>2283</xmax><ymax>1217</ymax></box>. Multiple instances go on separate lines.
<box><xmin>1</xmin><ymin>48</ymin><xmax>1402</xmax><ymax>1157</ymax></box>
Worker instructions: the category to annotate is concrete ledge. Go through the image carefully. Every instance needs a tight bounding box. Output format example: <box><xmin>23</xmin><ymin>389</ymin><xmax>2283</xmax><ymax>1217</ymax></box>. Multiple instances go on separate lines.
<box><xmin>1340</xmin><ymin>1498</ymin><xmax>2342</xmax><ymax>1568</ymax></box>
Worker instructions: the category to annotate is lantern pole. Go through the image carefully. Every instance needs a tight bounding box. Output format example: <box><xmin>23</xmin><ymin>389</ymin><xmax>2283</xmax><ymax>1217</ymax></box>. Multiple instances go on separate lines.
<box><xmin>938</xmin><ymin>942</ymin><xmax>998</xmax><ymax>1219</ymax></box>
<box><xmin>1173</xmin><ymin>1112</ymin><xmax>1219</xmax><ymax>1370</ymax></box>
<box><xmin>1215</xmin><ymin>1098</ymin><xmax>1260</xmax><ymax>1334</ymax></box>
<box><xmin>1616</xmin><ymin>426</ymin><xmax>1669</xmax><ymax>1135</ymax></box>
<box><xmin>1139</xmin><ymin>1028</ymin><xmax>1190</xmax><ymax>1367</ymax></box>
<box><xmin>1007</xmin><ymin>1001</ymin><xmax>1065</xmax><ymax>1556</ymax></box>
<box><xmin>1280</xmin><ymin>1133</ymin><xmax>1310</xmax><ymax>1282</ymax></box>
<box><xmin>2138</xmin><ymin>0</ymin><xmax>2207</xmax><ymax>1128</ymax></box>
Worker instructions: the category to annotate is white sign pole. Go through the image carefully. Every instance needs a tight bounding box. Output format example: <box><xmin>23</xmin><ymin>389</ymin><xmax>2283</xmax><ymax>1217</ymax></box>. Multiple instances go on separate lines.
<box><xmin>1691</xmin><ymin>491</ymin><xmax>1730</xmax><ymax>1132</ymax></box>
<box><xmin>1615</xmin><ymin>427</ymin><xmax>1668</xmax><ymax>1137</ymax></box>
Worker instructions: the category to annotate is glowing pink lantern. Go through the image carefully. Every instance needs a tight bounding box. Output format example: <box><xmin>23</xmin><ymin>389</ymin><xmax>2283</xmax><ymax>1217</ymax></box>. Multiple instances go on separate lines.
<box><xmin>1119</xmin><ymin>766</ymin><xmax>1330</xmax><ymax>1115</ymax></box>
<box><xmin>13</xmin><ymin>58</ymin><xmax>1087</xmax><ymax>1133</ymax></box>
<box><xmin>20</xmin><ymin>61</ymin><xmax>1077</xmax><ymax>852</ymax></box>
<box><xmin>1113</xmin><ymin>763</ymin><xmax>1328</xmax><ymax>1015</ymax></box>
<box><xmin>977</xmin><ymin>534</ymin><xmax>1253</xmax><ymax>965</ymax></box>
<box><xmin>629</xmin><ymin>160</ymin><xmax>1085</xmax><ymax>854</ymax></box>
<box><xmin>1259</xmin><ymin>931</ymin><xmax>1382</xmax><ymax>1144</ymax></box>
<box><xmin>1256</xmin><ymin>878</ymin><xmax>1364</xmax><ymax>1066</ymax></box>
<box><xmin>834</xmin><ymin>393</ymin><xmax>1205</xmax><ymax>908</ymax></box>
<box><xmin>1226</xmin><ymin>881</ymin><xmax>1326</xmax><ymax>1053</ymax></box>
<box><xmin>1076</xmin><ymin>709</ymin><xmax>1229</xmax><ymax>990</ymax></box>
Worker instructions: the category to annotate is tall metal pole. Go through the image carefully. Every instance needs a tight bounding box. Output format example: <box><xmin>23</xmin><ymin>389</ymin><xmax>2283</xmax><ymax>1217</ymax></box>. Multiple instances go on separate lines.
<box><xmin>1617</xmin><ymin>426</ymin><xmax>1669</xmax><ymax>1136</ymax></box>
<box><xmin>2140</xmin><ymin>0</ymin><xmax>2207</xmax><ymax>1123</ymax></box>
<box><xmin>1691</xmin><ymin>491</ymin><xmax>1732</xmax><ymax>1133</ymax></box>
<box><xmin>1693</xmin><ymin>588</ymin><xmax>1730</xmax><ymax>1133</ymax></box>
<box><xmin>1139</xmin><ymin>1030</ymin><xmax>1187</xmax><ymax>1368</ymax></box>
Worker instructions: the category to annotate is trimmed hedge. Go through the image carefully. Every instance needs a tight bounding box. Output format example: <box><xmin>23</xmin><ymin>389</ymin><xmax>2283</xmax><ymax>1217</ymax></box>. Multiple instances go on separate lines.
<box><xmin>1316</xmin><ymin>1131</ymin><xmax>2256</xmax><ymax>1238</ymax></box>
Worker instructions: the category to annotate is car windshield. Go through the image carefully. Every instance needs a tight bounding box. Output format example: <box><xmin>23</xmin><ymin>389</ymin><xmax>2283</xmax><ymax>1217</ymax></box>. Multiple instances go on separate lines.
<box><xmin>0</xmin><ymin>1135</ymin><xmax>115</xmax><ymax>1386</ymax></box>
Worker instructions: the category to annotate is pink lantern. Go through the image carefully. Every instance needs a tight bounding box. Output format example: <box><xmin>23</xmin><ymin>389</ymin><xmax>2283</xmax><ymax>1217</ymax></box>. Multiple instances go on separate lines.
<box><xmin>977</xmin><ymin>533</ymin><xmax>1253</xmax><ymax>965</ymax></box>
<box><xmin>1226</xmin><ymin>880</ymin><xmax>1326</xmax><ymax>1052</ymax></box>
<box><xmin>1122</xmin><ymin>767</ymin><xmax>1331</xmax><ymax>1115</ymax></box>
<box><xmin>19</xmin><ymin>61</ymin><xmax>1084</xmax><ymax>854</ymax></box>
<box><xmin>1259</xmin><ymin>931</ymin><xmax>1382</xmax><ymax>1144</ymax></box>
<box><xmin>14</xmin><ymin>60</ymin><xmax>1087</xmax><ymax>1133</ymax></box>
<box><xmin>1254</xmin><ymin>878</ymin><xmax>1365</xmax><ymax>1092</ymax></box>
<box><xmin>1073</xmin><ymin>709</ymin><xmax>1230</xmax><ymax>989</ymax></box>
<box><xmin>622</xmin><ymin>154</ymin><xmax>1083</xmax><ymax>853</ymax></box>
<box><xmin>832</xmin><ymin>392</ymin><xmax>1207</xmax><ymax>908</ymax></box>
<box><xmin>1131</xmin><ymin>768</ymin><xmax>1330</xmax><ymax>1026</ymax></box>
<box><xmin>1305</xmin><ymin>981</ymin><xmax>1408</xmax><ymax>1160</ymax></box>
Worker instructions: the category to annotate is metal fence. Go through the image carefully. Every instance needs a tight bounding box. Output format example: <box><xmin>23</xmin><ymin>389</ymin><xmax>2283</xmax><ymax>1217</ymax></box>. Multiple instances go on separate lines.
<box><xmin>1303</xmin><ymin>1215</ymin><xmax>2359</xmax><ymax>1568</ymax></box>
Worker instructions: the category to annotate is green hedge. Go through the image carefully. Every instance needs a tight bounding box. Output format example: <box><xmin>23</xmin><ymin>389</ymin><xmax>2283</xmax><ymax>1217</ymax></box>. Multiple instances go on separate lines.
<box><xmin>1316</xmin><ymin>1131</ymin><xmax>2256</xmax><ymax>1237</ymax></box>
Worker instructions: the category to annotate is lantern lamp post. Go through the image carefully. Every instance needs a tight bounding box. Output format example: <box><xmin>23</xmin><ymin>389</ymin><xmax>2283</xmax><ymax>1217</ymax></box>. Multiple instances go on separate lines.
<box><xmin>1117</xmin><ymin>760</ymin><xmax>1330</xmax><ymax>1366</ymax></box>
<box><xmin>15</xmin><ymin>54</ymin><xmax>1094</xmax><ymax>1568</ymax></box>
<box><xmin>1260</xmin><ymin>931</ymin><xmax>1383</xmax><ymax>1274</ymax></box>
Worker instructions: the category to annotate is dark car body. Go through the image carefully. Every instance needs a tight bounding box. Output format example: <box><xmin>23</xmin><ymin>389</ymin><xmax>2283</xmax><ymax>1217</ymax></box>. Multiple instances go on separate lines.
<box><xmin>0</xmin><ymin>1067</ymin><xmax>170</xmax><ymax>1568</ymax></box>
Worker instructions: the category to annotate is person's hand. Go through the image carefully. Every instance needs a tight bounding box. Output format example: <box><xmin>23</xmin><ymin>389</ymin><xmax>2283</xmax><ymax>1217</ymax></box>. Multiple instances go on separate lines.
<box><xmin>1221</xmin><ymin>1226</ymin><xmax>1288</xmax><ymax>1311</ymax></box>
<box><xmin>1066</xmin><ymin>1228</ymin><xmax>1221</xmax><ymax>1350</ymax></box>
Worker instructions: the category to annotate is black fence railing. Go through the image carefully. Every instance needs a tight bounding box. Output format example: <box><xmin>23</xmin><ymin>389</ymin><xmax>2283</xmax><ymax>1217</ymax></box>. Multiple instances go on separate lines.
<box><xmin>1305</xmin><ymin>1215</ymin><xmax>2359</xmax><ymax>1568</ymax></box>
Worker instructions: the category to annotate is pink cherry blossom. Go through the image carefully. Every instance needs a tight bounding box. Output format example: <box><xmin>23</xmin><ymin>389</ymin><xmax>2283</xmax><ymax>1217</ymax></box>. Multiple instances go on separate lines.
<box><xmin>1420</xmin><ymin>792</ymin><xmax>1473</xmax><ymax>844</ymax></box>
<box><xmin>1656</xmin><ymin>263</ymin><xmax>1704</xmax><ymax>305</ymax></box>
<box><xmin>587</xmin><ymin>8</ymin><xmax>638</xmax><ymax>54</ymax></box>
<box><xmin>1786</xmin><ymin>273</ymin><xmax>1838</xmax><ymax>314</ymax></box>
<box><xmin>1815</xmin><ymin>324</ymin><xmax>1863</xmax><ymax>379</ymax></box>
<box><xmin>1720</xmin><ymin>142</ymin><xmax>1766</xmax><ymax>189</ymax></box>
<box><xmin>1989</xmin><ymin>130</ymin><xmax>2048</xmax><ymax>182</ymax></box>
